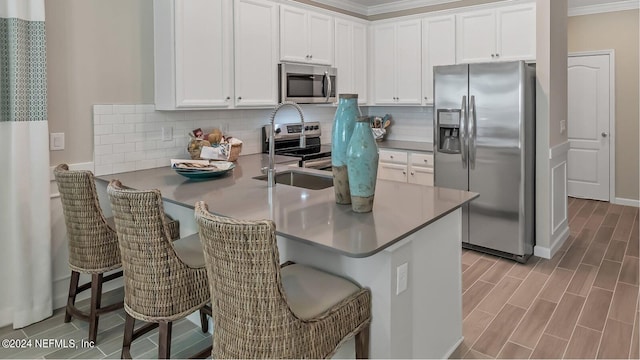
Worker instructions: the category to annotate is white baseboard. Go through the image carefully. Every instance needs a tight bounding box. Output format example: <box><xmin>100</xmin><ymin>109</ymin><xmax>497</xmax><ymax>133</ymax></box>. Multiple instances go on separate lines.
<box><xmin>614</xmin><ymin>197</ymin><xmax>640</xmax><ymax>208</ymax></box>
<box><xmin>535</xmin><ymin>225</ymin><xmax>569</xmax><ymax>260</ymax></box>
<box><xmin>443</xmin><ymin>337</ymin><xmax>464</xmax><ymax>359</ymax></box>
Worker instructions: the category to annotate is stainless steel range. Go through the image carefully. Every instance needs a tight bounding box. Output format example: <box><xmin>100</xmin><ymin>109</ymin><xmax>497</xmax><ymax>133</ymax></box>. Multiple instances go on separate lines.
<box><xmin>261</xmin><ymin>121</ymin><xmax>331</xmax><ymax>170</ymax></box>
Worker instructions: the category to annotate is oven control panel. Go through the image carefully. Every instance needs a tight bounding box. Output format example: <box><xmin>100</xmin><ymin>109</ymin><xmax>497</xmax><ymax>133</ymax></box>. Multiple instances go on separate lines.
<box><xmin>266</xmin><ymin>122</ymin><xmax>322</xmax><ymax>140</ymax></box>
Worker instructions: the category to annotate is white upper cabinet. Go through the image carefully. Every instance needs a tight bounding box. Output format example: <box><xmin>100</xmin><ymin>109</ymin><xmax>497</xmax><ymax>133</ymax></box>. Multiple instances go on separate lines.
<box><xmin>280</xmin><ymin>5</ymin><xmax>333</xmax><ymax>65</ymax></box>
<box><xmin>234</xmin><ymin>0</ymin><xmax>279</xmax><ymax>107</ymax></box>
<box><xmin>372</xmin><ymin>19</ymin><xmax>422</xmax><ymax>105</ymax></box>
<box><xmin>456</xmin><ymin>3</ymin><xmax>535</xmax><ymax>63</ymax></box>
<box><xmin>422</xmin><ymin>14</ymin><xmax>456</xmax><ymax>105</ymax></box>
<box><xmin>154</xmin><ymin>0</ymin><xmax>233</xmax><ymax>110</ymax></box>
<box><xmin>334</xmin><ymin>18</ymin><xmax>368</xmax><ymax>103</ymax></box>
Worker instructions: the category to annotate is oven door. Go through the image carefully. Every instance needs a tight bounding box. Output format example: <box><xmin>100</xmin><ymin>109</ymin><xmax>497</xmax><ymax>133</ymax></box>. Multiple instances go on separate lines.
<box><xmin>279</xmin><ymin>63</ymin><xmax>336</xmax><ymax>104</ymax></box>
<box><xmin>301</xmin><ymin>157</ymin><xmax>332</xmax><ymax>171</ymax></box>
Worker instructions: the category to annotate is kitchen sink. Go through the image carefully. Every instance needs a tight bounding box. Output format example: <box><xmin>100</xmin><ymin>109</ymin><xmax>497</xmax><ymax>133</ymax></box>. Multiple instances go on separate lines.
<box><xmin>253</xmin><ymin>170</ymin><xmax>333</xmax><ymax>190</ymax></box>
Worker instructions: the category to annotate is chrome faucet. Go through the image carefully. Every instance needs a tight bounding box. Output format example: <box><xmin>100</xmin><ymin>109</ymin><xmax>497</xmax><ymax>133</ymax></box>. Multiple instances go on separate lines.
<box><xmin>266</xmin><ymin>101</ymin><xmax>306</xmax><ymax>187</ymax></box>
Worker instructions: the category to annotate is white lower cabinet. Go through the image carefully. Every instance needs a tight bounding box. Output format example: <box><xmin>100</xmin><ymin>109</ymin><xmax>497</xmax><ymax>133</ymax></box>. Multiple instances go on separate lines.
<box><xmin>378</xmin><ymin>149</ymin><xmax>433</xmax><ymax>186</ymax></box>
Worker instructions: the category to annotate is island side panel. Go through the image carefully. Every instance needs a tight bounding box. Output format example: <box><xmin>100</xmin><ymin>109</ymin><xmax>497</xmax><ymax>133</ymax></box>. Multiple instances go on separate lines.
<box><xmin>277</xmin><ymin>208</ymin><xmax>463</xmax><ymax>359</ymax></box>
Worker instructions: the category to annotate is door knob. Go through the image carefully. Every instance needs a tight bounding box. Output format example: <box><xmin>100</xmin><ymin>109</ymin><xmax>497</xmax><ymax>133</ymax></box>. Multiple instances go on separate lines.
<box><xmin>601</xmin><ymin>132</ymin><xmax>608</xmax><ymax>138</ymax></box>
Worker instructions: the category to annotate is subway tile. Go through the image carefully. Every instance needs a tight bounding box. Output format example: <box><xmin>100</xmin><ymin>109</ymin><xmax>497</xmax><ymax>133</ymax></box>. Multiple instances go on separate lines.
<box><xmin>112</xmin><ymin>163</ymin><xmax>136</xmax><ymax>175</ymax></box>
<box><xmin>124</xmin><ymin>133</ymin><xmax>145</xmax><ymax>143</ymax></box>
<box><xmin>592</xmin><ymin>260</ymin><xmax>622</xmax><ymax>291</ymax></box>
<box><xmin>156</xmin><ymin>139</ymin><xmax>177</xmax><ymax>149</ymax></box>
<box><xmin>135</xmin><ymin>123</ymin><xmax>159</xmax><ymax>133</ymax></box>
<box><xmin>124</xmin><ymin>114</ymin><xmax>145</xmax><ymax>123</ymax></box>
<box><xmin>476</xmin><ymin>276</ymin><xmax>522</xmax><ymax>315</ymax></box>
<box><xmin>135</xmin><ymin>159</ymin><xmax>158</xmax><ymax>171</ymax></box>
<box><xmin>145</xmin><ymin>113</ymin><xmax>167</xmax><ymax>123</ymax></box>
<box><xmin>113</xmin><ymin>105</ymin><xmax>136</xmax><ymax>114</ymax></box>
<box><xmin>604</xmin><ymin>240</ymin><xmax>628</xmax><ymax>263</ymax></box>
<box><xmin>145</xmin><ymin>131</ymin><xmax>162</xmax><ymax>141</ymax></box>
<box><xmin>135</xmin><ymin>141</ymin><xmax>157</xmax><ymax>152</ymax></box>
<box><xmin>95</xmin><ymin>154</ymin><xmax>124</xmax><ymax>166</ymax></box>
<box><xmin>144</xmin><ymin>150</ymin><xmax>165</xmax><ymax>160</ymax></box>
<box><xmin>99</xmin><ymin>134</ymin><xmax>124</xmax><ymax>145</ymax></box>
<box><xmin>608</xmin><ymin>283</ymin><xmax>638</xmax><ymax>324</ymax></box>
<box><xmin>93</xmin><ymin>105</ymin><xmax>113</xmax><ymax>115</ymax></box>
<box><xmin>509</xmin><ymin>298</ymin><xmax>556</xmax><ymax>349</ymax></box>
<box><xmin>577</xmin><ymin>287</ymin><xmax>613</xmax><ymax>331</ymax></box>
<box><xmin>94</xmin><ymin>144</ymin><xmax>113</xmax><ymax>156</ymax></box>
<box><xmin>530</xmin><ymin>334</ymin><xmax>568</xmax><ymax>359</ymax></box>
<box><xmin>135</xmin><ymin>104</ymin><xmax>155</xmax><ymax>113</ymax></box>
<box><xmin>111</xmin><ymin>143</ymin><xmax>135</xmax><ymax>154</ymax></box>
<box><xmin>112</xmin><ymin>124</ymin><xmax>135</xmax><ymax>134</ymax></box>
<box><xmin>538</xmin><ymin>268</ymin><xmax>574</xmax><ymax>303</ymax></box>
<box><xmin>472</xmin><ymin>304</ymin><xmax>526</xmax><ymax>358</ymax></box>
<box><xmin>508</xmin><ymin>271</ymin><xmax>548</xmax><ymax>309</ymax></box>
<box><xmin>564</xmin><ymin>325</ymin><xmax>602</xmax><ymax>359</ymax></box>
<box><xmin>94</xmin><ymin>124</ymin><xmax>112</xmax><ymax>136</ymax></box>
<box><xmin>124</xmin><ymin>151</ymin><xmax>146</xmax><ymax>163</ymax></box>
<box><xmin>496</xmin><ymin>342</ymin><xmax>531</xmax><ymax>359</ymax></box>
<box><xmin>597</xmin><ymin>318</ymin><xmax>633</xmax><ymax>359</ymax></box>
<box><xmin>566</xmin><ymin>263</ymin><xmax>598</xmax><ymax>296</ymax></box>
<box><xmin>544</xmin><ymin>293</ymin><xmax>586</xmax><ymax>340</ymax></box>
<box><xmin>100</xmin><ymin>114</ymin><xmax>124</xmax><ymax>125</ymax></box>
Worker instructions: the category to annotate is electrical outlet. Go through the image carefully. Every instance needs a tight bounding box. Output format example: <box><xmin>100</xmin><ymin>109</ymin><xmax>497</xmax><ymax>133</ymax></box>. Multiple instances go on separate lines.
<box><xmin>396</xmin><ymin>262</ymin><xmax>408</xmax><ymax>295</ymax></box>
<box><xmin>560</xmin><ymin>120</ymin><xmax>566</xmax><ymax>134</ymax></box>
<box><xmin>161</xmin><ymin>126</ymin><xmax>173</xmax><ymax>141</ymax></box>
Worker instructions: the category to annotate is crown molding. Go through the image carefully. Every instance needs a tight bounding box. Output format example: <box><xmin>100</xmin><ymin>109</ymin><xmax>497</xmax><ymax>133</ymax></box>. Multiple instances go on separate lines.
<box><xmin>313</xmin><ymin>0</ymin><xmax>639</xmax><ymax>17</ymax></box>
<box><xmin>569</xmin><ymin>0</ymin><xmax>639</xmax><ymax>16</ymax></box>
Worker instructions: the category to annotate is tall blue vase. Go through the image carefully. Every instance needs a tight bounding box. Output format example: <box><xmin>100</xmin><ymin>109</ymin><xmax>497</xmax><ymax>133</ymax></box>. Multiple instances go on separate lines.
<box><xmin>346</xmin><ymin>116</ymin><xmax>379</xmax><ymax>213</ymax></box>
<box><xmin>331</xmin><ymin>94</ymin><xmax>359</xmax><ymax>204</ymax></box>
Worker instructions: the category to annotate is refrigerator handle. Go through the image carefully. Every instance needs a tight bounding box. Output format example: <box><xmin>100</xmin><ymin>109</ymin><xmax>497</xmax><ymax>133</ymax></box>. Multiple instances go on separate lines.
<box><xmin>469</xmin><ymin>95</ymin><xmax>477</xmax><ymax>170</ymax></box>
<box><xmin>460</xmin><ymin>95</ymin><xmax>468</xmax><ymax>169</ymax></box>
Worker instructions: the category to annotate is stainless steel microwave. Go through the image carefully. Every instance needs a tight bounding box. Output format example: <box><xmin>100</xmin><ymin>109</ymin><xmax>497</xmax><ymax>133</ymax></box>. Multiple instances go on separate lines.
<box><xmin>279</xmin><ymin>63</ymin><xmax>337</xmax><ymax>104</ymax></box>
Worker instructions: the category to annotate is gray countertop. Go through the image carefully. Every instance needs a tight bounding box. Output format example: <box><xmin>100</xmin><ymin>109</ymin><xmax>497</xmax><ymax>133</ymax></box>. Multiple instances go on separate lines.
<box><xmin>97</xmin><ymin>153</ymin><xmax>477</xmax><ymax>258</ymax></box>
<box><xmin>377</xmin><ymin>140</ymin><xmax>433</xmax><ymax>152</ymax></box>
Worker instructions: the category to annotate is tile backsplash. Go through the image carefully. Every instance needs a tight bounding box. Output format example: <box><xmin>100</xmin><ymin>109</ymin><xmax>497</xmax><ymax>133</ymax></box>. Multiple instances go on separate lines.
<box><xmin>92</xmin><ymin>104</ymin><xmax>433</xmax><ymax>176</ymax></box>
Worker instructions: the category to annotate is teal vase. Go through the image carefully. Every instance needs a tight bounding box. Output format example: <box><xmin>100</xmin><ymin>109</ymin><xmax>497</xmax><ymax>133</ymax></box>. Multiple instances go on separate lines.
<box><xmin>346</xmin><ymin>116</ymin><xmax>379</xmax><ymax>213</ymax></box>
<box><xmin>331</xmin><ymin>94</ymin><xmax>359</xmax><ymax>204</ymax></box>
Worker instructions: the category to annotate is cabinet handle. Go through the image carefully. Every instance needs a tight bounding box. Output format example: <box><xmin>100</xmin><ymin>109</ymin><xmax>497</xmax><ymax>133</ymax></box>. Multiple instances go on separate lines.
<box><xmin>424</xmin><ymin>97</ymin><xmax>429</xmax><ymax>100</ymax></box>
<box><xmin>496</xmin><ymin>53</ymin><xmax>500</xmax><ymax>58</ymax></box>
<box><xmin>237</xmin><ymin>96</ymin><xmax>242</xmax><ymax>101</ymax></box>
<box><xmin>225</xmin><ymin>96</ymin><xmax>230</xmax><ymax>101</ymax></box>
<box><xmin>411</xmin><ymin>172</ymin><xmax>415</xmax><ymax>176</ymax></box>
<box><xmin>491</xmin><ymin>54</ymin><xmax>495</xmax><ymax>58</ymax></box>
<box><xmin>423</xmin><ymin>159</ymin><xmax>428</xmax><ymax>163</ymax></box>
<box><xmin>390</xmin><ymin>155</ymin><xmax>394</xmax><ymax>159</ymax></box>
<box><xmin>310</xmin><ymin>54</ymin><xmax>313</xmax><ymax>59</ymax></box>
<box><xmin>402</xmin><ymin>171</ymin><xmax>406</xmax><ymax>175</ymax></box>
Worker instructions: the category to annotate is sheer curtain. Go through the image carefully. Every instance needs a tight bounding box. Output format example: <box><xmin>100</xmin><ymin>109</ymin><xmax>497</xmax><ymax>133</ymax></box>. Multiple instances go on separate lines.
<box><xmin>0</xmin><ymin>0</ymin><xmax>52</xmax><ymax>328</ymax></box>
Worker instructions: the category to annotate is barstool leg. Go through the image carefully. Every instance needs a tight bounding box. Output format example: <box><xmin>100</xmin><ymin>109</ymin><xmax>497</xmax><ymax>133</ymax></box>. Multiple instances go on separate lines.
<box><xmin>199</xmin><ymin>309</ymin><xmax>208</xmax><ymax>333</ymax></box>
<box><xmin>355</xmin><ymin>323</ymin><xmax>370</xmax><ymax>359</ymax></box>
<box><xmin>158</xmin><ymin>321</ymin><xmax>172</xmax><ymax>359</ymax></box>
<box><xmin>88</xmin><ymin>273</ymin><xmax>103</xmax><ymax>344</ymax></box>
<box><xmin>121</xmin><ymin>313</ymin><xmax>135</xmax><ymax>359</ymax></box>
<box><xmin>64</xmin><ymin>271</ymin><xmax>80</xmax><ymax>323</ymax></box>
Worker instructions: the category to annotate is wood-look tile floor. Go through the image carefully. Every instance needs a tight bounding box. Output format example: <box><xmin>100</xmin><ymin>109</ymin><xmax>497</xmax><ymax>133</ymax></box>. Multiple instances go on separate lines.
<box><xmin>1</xmin><ymin>197</ymin><xmax>637</xmax><ymax>359</ymax></box>
<box><xmin>0</xmin><ymin>287</ymin><xmax>211</xmax><ymax>359</ymax></box>
<box><xmin>452</xmin><ymin>197</ymin><xmax>639</xmax><ymax>359</ymax></box>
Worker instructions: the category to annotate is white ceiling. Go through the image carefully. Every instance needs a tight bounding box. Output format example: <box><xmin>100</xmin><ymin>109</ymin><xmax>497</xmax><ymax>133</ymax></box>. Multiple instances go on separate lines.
<box><xmin>313</xmin><ymin>0</ymin><xmax>640</xmax><ymax>16</ymax></box>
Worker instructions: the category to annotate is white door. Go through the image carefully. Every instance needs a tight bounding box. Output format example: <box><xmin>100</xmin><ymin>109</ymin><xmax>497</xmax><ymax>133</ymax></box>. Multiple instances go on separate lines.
<box><xmin>456</xmin><ymin>9</ymin><xmax>495</xmax><ymax>63</ymax></box>
<box><xmin>567</xmin><ymin>54</ymin><xmax>611</xmax><ymax>200</ymax></box>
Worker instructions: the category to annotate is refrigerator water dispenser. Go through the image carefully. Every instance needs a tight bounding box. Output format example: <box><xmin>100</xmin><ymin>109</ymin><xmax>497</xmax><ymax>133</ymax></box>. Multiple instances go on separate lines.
<box><xmin>437</xmin><ymin>109</ymin><xmax>462</xmax><ymax>153</ymax></box>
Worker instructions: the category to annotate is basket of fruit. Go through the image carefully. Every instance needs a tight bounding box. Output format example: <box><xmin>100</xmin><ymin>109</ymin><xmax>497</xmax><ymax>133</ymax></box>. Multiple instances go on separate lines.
<box><xmin>187</xmin><ymin>127</ymin><xmax>243</xmax><ymax>161</ymax></box>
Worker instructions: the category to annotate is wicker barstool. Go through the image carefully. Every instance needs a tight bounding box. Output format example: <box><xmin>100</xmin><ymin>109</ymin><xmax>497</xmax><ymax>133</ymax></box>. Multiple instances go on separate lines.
<box><xmin>107</xmin><ymin>180</ymin><xmax>212</xmax><ymax>359</ymax></box>
<box><xmin>195</xmin><ymin>201</ymin><xmax>372</xmax><ymax>359</ymax></box>
<box><xmin>53</xmin><ymin>164</ymin><xmax>128</xmax><ymax>344</ymax></box>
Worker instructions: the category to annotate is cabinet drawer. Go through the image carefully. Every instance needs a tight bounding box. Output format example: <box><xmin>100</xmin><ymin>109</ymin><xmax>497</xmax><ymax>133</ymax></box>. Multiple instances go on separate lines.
<box><xmin>379</xmin><ymin>149</ymin><xmax>408</xmax><ymax>164</ymax></box>
<box><xmin>410</xmin><ymin>152</ymin><xmax>434</xmax><ymax>168</ymax></box>
<box><xmin>377</xmin><ymin>163</ymin><xmax>408</xmax><ymax>182</ymax></box>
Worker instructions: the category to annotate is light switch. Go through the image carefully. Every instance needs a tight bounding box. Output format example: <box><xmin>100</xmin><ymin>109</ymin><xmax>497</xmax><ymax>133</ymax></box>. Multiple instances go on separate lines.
<box><xmin>396</xmin><ymin>262</ymin><xmax>408</xmax><ymax>295</ymax></box>
<box><xmin>50</xmin><ymin>133</ymin><xmax>65</xmax><ymax>151</ymax></box>
<box><xmin>162</xmin><ymin>126</ymin><xmax>173</xmax><ymax>141</ymax></box>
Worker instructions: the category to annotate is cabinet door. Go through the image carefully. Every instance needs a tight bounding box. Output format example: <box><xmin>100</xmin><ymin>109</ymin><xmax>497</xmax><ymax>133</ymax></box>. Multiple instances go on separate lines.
<box><xmin>496</xmin><ymin>4</ymin><xmax>536</xmax><ymax>61</ymax></box>
<box><xmin>307</xmin><ymin>11</ymin><xmax>333</xmax><ymax>65</ymax></box>
<box><xmin>372</xmin><ymin>23</ymin><xmax>397</xmax><ymax>104</ymax></box>
<box><xmin>422</xmin><ymin>15</ymin><xmax>456</xmax><ymax>105</ymax></box>
<box><xmin>280</xmin><ymin>6</ymin><xmax>308</xmax><ymax>63</ymax></box>
<box><xmin>408</xmin><ymin>166</ymin><xmax>434</xmax><ymax>186</ymax></box>
<box><xmin>352</xmin><ymin>22</ymin><xmax>368</xmax><ymax>103</ymax></box>
<box><xmin>395</xmin><ymin>19</ymin><xmax>422</xmax><ymax>104</ymax></box>
<box><xmin>378</xmin><ymin>163</ymin><xmax>408</xmax><ymax>182</ymax></box>
<box><xmin>456</xmin><ymin>9</ymin><xmax>496</xmax><ymax>63</ymax></box>
<box><xmin>234</xmin><ymin>0</ymin><xmax>278</xmax><ymax>107</ymax></box>
<box><xmin>174</xmin><ymin>0</ymin><xmax>232</xmax><ymax>108</ymax></box>
<box><xmin>335</xmin><ymin>19</ymin><xmax>354</xmax><ymax>94</ymax></box>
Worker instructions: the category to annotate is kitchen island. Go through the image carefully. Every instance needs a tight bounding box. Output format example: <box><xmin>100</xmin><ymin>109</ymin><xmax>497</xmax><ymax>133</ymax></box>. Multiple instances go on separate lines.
<box><xmin>96</xmin><ymin>153</ymin><xmax>477</xmax><ymax>359</ymax></box>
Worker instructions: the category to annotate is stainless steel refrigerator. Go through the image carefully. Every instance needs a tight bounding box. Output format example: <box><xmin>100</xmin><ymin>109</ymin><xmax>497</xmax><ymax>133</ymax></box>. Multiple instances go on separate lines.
<box><xmin>433</xmin><ymin>61</ymin><xmax>535</xmax><ymax>262</ymax></box>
